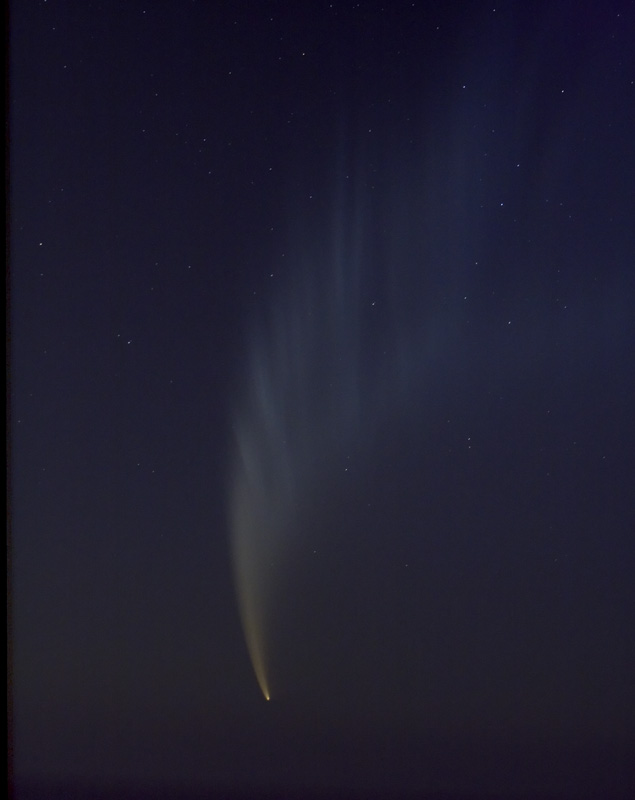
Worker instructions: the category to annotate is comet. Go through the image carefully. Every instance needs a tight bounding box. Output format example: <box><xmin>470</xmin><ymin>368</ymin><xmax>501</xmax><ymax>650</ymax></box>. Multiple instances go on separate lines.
<box><xmin>228</xmin><ymin>141</ymin><xmax>465</xmax><ymax>700</ymax></box>
<box><xmin>227</xmin><ymin>212</ymin><xmax>367</xmax><ymax>700</ymax></box>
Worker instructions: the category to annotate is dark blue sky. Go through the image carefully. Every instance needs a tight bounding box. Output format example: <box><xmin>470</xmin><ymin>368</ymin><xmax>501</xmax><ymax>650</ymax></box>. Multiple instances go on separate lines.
<box><xmin>9</xmin><ymin>2</ymin><xmax>635</xmax><ymax>799</ymax></box>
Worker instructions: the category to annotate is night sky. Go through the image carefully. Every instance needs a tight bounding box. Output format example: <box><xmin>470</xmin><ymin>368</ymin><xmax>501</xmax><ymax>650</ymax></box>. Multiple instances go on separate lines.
<box><xmin>9</xmin><ymin>2</ymin><xmax>635</xmax><ymax>799</ymax></box>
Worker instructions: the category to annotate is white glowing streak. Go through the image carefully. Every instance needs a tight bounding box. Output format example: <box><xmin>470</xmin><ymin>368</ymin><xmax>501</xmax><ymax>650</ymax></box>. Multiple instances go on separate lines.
<box><xmin>230</xmin><ymin>478</ymin><xmax>271</xmax><ymax>701</ymax></box>
<box><xmin>229</xmin><ymin>362</ymin><xmax>300</xmax><ymax>702</ymax></box>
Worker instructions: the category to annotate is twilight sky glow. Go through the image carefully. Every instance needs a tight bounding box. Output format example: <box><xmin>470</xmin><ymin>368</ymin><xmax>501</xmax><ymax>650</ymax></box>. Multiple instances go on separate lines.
<box><xmin>9</xmin><ymin>3</ymin><xmax>635</xmax><ymax>799</ymax></box>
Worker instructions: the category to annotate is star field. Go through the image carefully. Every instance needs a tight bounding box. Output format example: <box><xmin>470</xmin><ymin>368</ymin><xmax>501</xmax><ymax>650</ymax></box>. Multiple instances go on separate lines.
<box><xmin>9</xmin><ymin>3</ymin><xmax>635</xmax><ymax>800</ymax></box>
